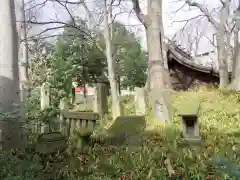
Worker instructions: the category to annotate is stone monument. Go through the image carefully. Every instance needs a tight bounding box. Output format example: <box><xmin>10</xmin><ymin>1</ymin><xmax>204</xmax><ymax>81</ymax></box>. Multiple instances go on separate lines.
<box><xmin>40</xmin><ymin>82</ymin><xmax>50</xmax><ymax>133</ymax></box>
<box><xmin>93</xmin><ymin>83</ymin><xmax>108</xmax><ymax>119</ymax></box>
<box><xmin>134</xmin><ymin>87</ymin><xmax>147</xmax><ymax>115</ymax></box>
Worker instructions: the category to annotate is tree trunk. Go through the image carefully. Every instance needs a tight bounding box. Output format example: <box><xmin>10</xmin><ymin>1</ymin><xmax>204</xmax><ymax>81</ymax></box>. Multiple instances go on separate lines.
<box><xmin>144</xmin><ymin>28</ymin><xmax>151</xmax><ymax>92</ymax></box>
<box><xmin>19</xmin><ymin>0</ymin><xmax>28</xmax><ymax>121</ymax></box>
<box><xmin>103</xmin><ymin>0</ymin><xmax>120</xmax><ymax>119</ymax></box>
<box><xmin>0</xmin><ymin>0</ymin><xmax>21</xmax><ymax>112</ymax></box>
<box><xmin>80</xmin><ymin>0</ymin><xmax>121</xmax><ymax>119</ymax></box>
<box><xmin>147</xmin><ymin>0</ymin><xmax>171</xmax><ymax>122</ymax></box>
<box><xmin>229</xmin><ymin>29</ymin><xmax>240</xmax><ymax>90</ymax></box>
<box><xmin>0</xmin><ymin>0</ymin><xmax>25</xmax><ymax>151</ymax></box>
<box><xmin>132</xmin><ymin>0</ymin><xmax>171</xmax><ymax>122</ymax></box>
<box><xmin>19</xmin><ymin>0</ymin><xmax>29</xmax><ymax>91</ymax></box>
<box><xmin>217</xmin><ymin>6</ymin><xmax>229</xmax><ymax>88</ymax></box>
<box><xmin>144</xmin><ymin>0</ymin><xmax>171</xmax><ymax>91</ymax></box>
<box><xmin>147</xmin><ymin>1</ymin><xmax>168</xmax><ymax>90</ymax></box>
<box><xmin>216</xmin><ymin>35</ymin><xmax>229</xmax><ymax>88</ymax></box>
<box><xmin>157</xmin><ymin>0</ymin><xmax>172</xmax><ymax>89</ymax></box>
<box><xmin>185</xmin><ymin>0</ymin><xmax>230</xmax><ymax>88</ymax></box>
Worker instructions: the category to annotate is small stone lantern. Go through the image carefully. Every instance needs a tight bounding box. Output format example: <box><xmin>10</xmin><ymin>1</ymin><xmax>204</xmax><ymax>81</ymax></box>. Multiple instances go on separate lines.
<box><xmin>178</xmin><ymin>100</ymin><xmax>201</xmax><ymax>142</ymax></box>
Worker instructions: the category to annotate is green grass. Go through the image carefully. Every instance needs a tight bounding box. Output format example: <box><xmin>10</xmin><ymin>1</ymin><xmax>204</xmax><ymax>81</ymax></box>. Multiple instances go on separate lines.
<box><xmin>3</xmin><ymin>87</ymin><xmax>240</xmax><ymax>179</ymax></box>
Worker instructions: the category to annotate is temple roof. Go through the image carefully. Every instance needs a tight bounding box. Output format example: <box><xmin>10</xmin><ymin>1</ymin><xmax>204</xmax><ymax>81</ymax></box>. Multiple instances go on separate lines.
<box><xmin>166</xmin><ymin>39</ymin><xmax>231</xmax><ymax>77</ymax></box>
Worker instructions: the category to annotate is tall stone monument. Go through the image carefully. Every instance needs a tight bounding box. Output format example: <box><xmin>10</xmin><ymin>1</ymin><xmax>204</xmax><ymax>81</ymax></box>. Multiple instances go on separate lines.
<box><xmin>40</xmin><ymin>82</ymin><xmax>50</xmax><ymax>133</ymax></box>
<box><xmin>134</xmin><ymin>87</ymin><xmax>147</xmax><ymax>115</ymax></box>
<box><xmin>93</xmin><ymin>83</ymin><xmax>108</xmax><ymax>119</ymax></box>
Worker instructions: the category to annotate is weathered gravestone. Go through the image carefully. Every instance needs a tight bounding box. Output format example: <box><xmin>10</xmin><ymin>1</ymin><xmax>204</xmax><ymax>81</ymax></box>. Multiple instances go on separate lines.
<box><xmin>0</xmin><ymin>120</ymin><xmax>25</xmax><ymax>151</ymax></box>
<box><xmin>178</xmin><ymin>100</ymin><xmax>201</xmax><ymax>143</ymax></box>
<box><xmin>151</xmin><ymin>88</ymin><xmax>172</xmax><ymax>122</ymax></box>
<box><xmin>40</xmin><ymin>82</ymin><xmax>50</xmax><ymax>133</ymax></box>
<box><xmin>104</xmin><ymin>116</ymin><xmax>146</xmax><ymax>146</ymax></box>
<box><xmin>93</xmin><ymin>83</ymin><xmax>108</xmax><ymax>119</ymax></box>
<box><xmin>35</xmin><ymin>132</ymin><xmax>67</xmax><ymax>154</ymax></box>
<box><xmin>134</xmin><ymin>87</ymin><xmax>147</xmax><ymax>115</ymax></box>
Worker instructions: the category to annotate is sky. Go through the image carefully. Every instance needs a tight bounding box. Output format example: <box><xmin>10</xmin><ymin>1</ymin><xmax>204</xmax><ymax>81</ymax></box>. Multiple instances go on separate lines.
<box><xmin>21</xmin><ymin>0</ymin><xmax>238</xmax><ymax>55</ymax></box>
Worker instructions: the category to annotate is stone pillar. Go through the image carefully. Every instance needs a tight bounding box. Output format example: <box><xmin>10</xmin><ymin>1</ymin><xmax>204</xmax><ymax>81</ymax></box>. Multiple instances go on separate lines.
<box><xmin>134</xmin><ymin>87</ymin><xmax>147</xmax><ymax>115</ymax></box>
<box><xmin>59</xmin><ymin>98</ymin><xmax>69</xmax><ymax>135</ymax></box>
<box><xmin>93</xmin><ymin>83</ymin><xmax>108</xmax><ymax>119</ymax></box>
<box><xmin>40</xmin><ymin>82</ymin><xmax>50</xmax><ymax>133</ymax></box>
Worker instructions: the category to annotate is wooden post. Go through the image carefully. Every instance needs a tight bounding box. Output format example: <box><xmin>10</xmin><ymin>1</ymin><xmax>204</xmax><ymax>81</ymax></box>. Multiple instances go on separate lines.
<box><xmin>40</xmin><ymin>82</ymin><xmax>50</xmax><ymax>133</ymax></box>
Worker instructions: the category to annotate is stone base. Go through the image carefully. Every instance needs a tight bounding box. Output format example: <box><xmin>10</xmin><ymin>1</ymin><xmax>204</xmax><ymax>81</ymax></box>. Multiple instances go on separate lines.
<box><xmin>184</xmin><ymin>136</ymin><xmax>203</xmax><ymax>145</ymax></box>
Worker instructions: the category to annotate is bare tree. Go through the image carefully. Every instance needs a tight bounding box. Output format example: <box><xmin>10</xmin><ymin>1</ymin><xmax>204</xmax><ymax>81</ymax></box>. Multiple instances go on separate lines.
<box><xmin>172</xmin><ymin>18</ymin><xmax>205</xmax><ymax>57</ymax></box>
<box><xmin>26</xmin><ymin>0</ymin><xmax>122</xmax><ymax>119</ymax></box>
<box><xmin>183</xmin><ymin>0</ymin><xmax>232</xmax><ymax>88</ymax></box>
<box><xmin>103</xmin><ymin>0</ymin><xmax>121</xmax><ymax>119</ymax></box>
<box><xmin>0</xmin><ymin>0</ymin><xmax>25</xmax><ymax>150</ymax></box>
<box><xmin>132</xmin><ymin>0</ymin><xmax>171</xmax><ymax>122</ymax></box>
<box><xmin>229</xmin><ymin>4</ymin><xmax>240</xmax><ymax>91</ymax></box>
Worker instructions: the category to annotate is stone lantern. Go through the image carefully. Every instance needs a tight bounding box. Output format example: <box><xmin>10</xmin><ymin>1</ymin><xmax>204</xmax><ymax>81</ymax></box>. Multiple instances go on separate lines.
<box><xmin>178</xmin><ymin>100</ymin><xmax>201</xmax><ymax>143</ymax></box>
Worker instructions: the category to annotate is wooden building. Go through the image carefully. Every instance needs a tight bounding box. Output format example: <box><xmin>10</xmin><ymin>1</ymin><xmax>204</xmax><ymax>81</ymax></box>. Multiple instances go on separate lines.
<box><xmin>166</xmin><ymin>41</ymin><xmax>220</xmax><ymax>90</ymax></box>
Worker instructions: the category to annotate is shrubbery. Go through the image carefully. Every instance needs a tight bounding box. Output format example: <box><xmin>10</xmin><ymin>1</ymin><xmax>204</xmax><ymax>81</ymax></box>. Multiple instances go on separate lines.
<box><xmin>1</xmin><ymin>87</ymin><xmax>240</xmax><ymax>179</ymax></box>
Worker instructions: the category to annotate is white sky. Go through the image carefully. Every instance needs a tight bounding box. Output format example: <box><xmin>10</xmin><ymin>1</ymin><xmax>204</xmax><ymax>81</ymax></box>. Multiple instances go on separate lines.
<box><xmin>20</xmin><ymin>0</ymin><xmax>239</xmax><ymax>55</ymax></box>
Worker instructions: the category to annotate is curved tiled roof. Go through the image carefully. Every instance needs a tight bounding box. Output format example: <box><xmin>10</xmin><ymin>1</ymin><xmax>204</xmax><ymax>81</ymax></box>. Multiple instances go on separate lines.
<box><xmin>165</xmin><ymin>39</ymin><xmax>230</xmax><ymax>77</ymax></box>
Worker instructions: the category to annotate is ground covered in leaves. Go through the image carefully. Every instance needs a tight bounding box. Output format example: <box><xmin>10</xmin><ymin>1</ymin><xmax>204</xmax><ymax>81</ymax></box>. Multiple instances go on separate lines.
<box><xmin>2</xmin><ymin>87</ymin><xmax>240</xmax><ymax>179</ymax></box>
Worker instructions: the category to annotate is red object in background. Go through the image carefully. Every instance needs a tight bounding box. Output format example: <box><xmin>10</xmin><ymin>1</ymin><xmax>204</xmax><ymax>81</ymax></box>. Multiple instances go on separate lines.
<box><xmin>75</xmin><ymin>87</ymin><xmax>87</xmax><ymax>93</ymax></box>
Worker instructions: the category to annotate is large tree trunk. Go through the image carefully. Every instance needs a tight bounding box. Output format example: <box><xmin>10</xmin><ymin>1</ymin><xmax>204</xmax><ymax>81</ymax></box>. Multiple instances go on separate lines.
<box><xmin>147</xmin><ymin>0</ymin><xmax>169</xmax><ymax>90</ymax></box>
<box><xmin>0</xmin><ymin>0</ymin><xmax>21</xmax><ymax>112</ymax></box>
<box><xmin>217</xmin><ymin>5</ymin><xmax>229</xmax><ymax>88</ymax></box>
<box><xmin>229</xmin><ymin>29</ymin><xmax>240</xmax><ymax>90</ymax></box>
<box><xmin>144</xmin><ymin>1</ymin><xmax>171</xmax><ymax>91</ymax></box>
<box><xmin>19</xmin><ymin>0</ymin><xmax>28</xmax><ymax>120</ymax></box>
<box><xmin>19</xmin><ymin>0</ymin><xmax>29</xmax><ymax>93</ymax></box>
<box><xmin>148</xmin><ymin>0</ymin><xmax>171</xmax><ymax>122</ymax></box>
<box><xmin>133</xmin><ymin>0</ymin><xmax>171</xmax><ymax>122</ymax></box>
<box><xmin>103</xmin><ymin>0</ymin><xmax>120</xmax><ymax>119</ymax></box>
<box><xmin>216</xmin><ymin>35</ymin><xmax>229</xmax><ymax>88</ymax></box>
<box><xmin>158</xmin><ymin>1</ymin><xmax>172</xmax><ymax>89</ymax></box>
<box><xmin>0</xmin><ymin>0</ymin><xmax>25</xmax><ymax>150</ymax></box>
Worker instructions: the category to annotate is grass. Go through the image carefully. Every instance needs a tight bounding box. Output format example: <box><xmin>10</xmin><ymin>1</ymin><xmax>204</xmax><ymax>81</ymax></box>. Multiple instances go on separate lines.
<box><xmin>2</xmin><ymin>87</ymin><xmax>240</xmax><ymax>179</ymax></box>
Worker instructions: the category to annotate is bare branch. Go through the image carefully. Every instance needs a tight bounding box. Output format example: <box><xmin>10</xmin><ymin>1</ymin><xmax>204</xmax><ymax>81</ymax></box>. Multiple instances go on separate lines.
<box><xmin>173</xmin><ymin>2</ymin><xmax>187</xmax><ymax>15</ymax></box>
<box><xmin>54</xmin><ymin>0</ymin><xmax>76</xmax><ymax>25</ymax></box>
<box><xmin>185</xmin><ymin>0</ymin><xmax>220</xmax><ymax>29</ymax></box>
<box><xmin>25</xmin><ymin>20</ymin><xmax>96</xmax><ymax>42</ymax></box>
<box><xmin>131</xmin><ymin>0</ymin><xmax>148</xmax><ymax>27</ymax></box>
<box><xmin>172</xmin><ymin>14</ymin><xmax>204</xmax><ymax>24</ymax></box>
<box><xmin>219</xmin><ymin>0</ymin><xmax>225</xmax><ymax>6</ymax></box>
